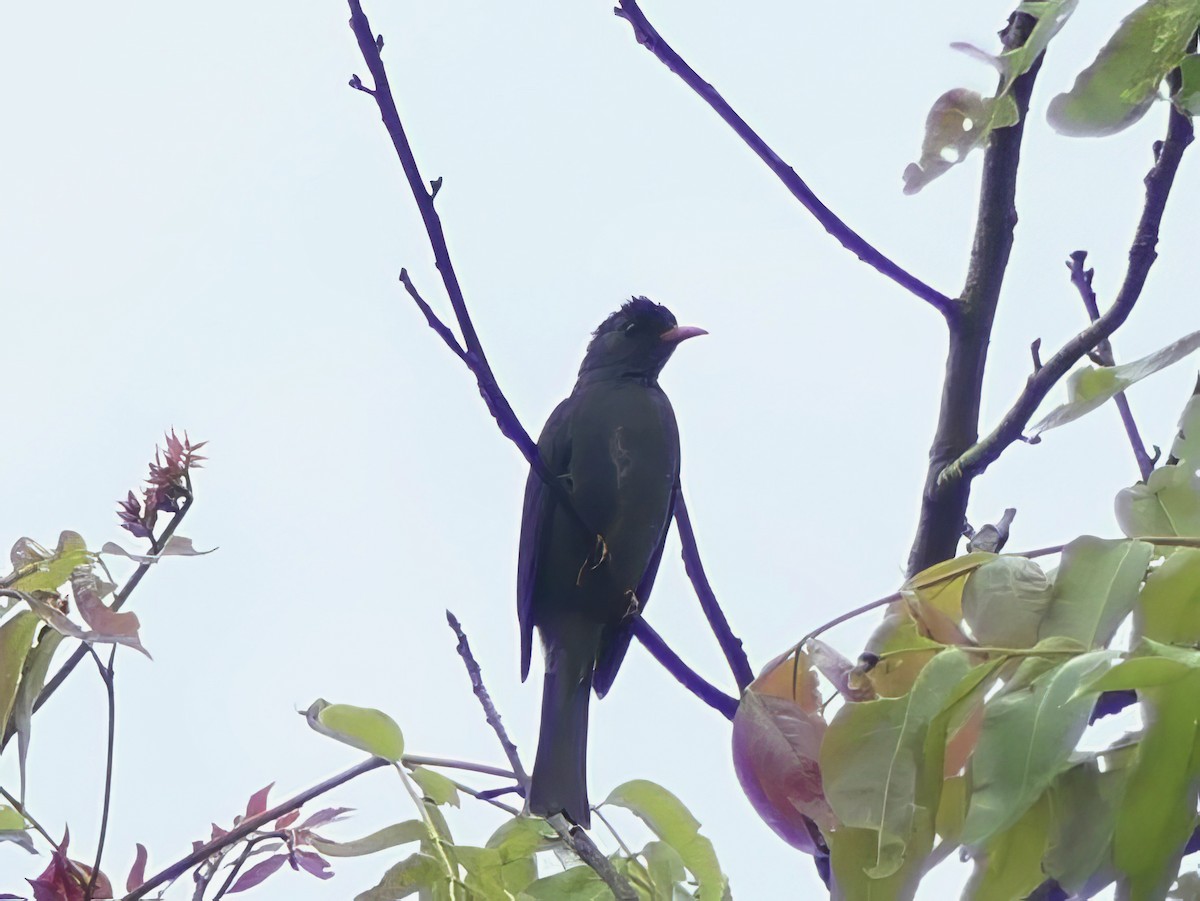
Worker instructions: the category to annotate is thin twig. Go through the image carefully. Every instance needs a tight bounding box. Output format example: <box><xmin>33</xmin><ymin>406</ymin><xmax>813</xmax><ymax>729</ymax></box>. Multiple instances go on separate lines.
<box><xmin>1067</xmin><ymin>250</ymin><xmax>1155</xmax><ymax>480</ymax></box>
<box><xmin>436</xmin><ymin>776</ymin><xmax>521</xmax><ymax>815</ymax></box>
<box><xmin>399</xmin><ymin>268</ymin><xmax>467</xmax><ymax>361</ymax></box>
<box><xmin>629</xmin><ymin>618</ymin><xmax>739</xmax><ymax>719</ymax></box>
<box><xmin>0</xmin><ymin>786</ymin><xmax>90</xmax><ymax>887</ymax></box>
<box><xmin>402</xmin><ymin>754</ymin><xmax>515</xmax><ymax>780</ymax></box>
<box><xmin>123</xmin><ymin>757</ymin><xmax>389</xmax><ymax>900</ymax></box>
<box><xmin>937</xmin><ymin>101</ymin><xmax>1194</xmax><ymax>489</ymax></box>
<box><xmin>4</xmin><ymin>492</ymin><xmax>195</xmax><ymax>751</ymax></box>
<box><xmin>547</xmin><ymin>813</ymin><xmax>639</xmax><ymax>901</ymax></box>
<box><xmin>347</xmin><ymin>0</ymin><xmax>746</xmax><ymax>713</ymax></box>
<box><xmin>907</xmin><ymin>9</ymin><xmax>1044</xmax><ymax>575</ymax></box>
<box><xmin>85</xmin><ymin>646</ymin><xmax>117</xmax><ymax>901</ymax></box>
<box><xmin>612</xmin><ymin>0</ymin><xmax>956</xmax><ymax>318</ymax></box>
<box><xmin>210</xmin><ymin>832</ymin><xmax>287</xmax><ymax>901</ymax></box>
<box><xmin>445</xmin><ymin>611</ymin><xmax>530</xmax><ymax>787</ymax></box>
<box><xmin>674</xmin><ymin>492</ymin><xmax>753</xmax><ymax>690</ymax></box>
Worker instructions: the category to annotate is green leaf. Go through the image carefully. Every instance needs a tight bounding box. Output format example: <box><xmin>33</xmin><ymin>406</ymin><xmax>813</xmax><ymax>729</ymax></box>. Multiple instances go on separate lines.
<box><xmin>961</xmin><ymin>556</ymin><xmax>1053</xmax><ymax>648</ymax></box>
<box><xmin>1044</xmin><ymin>757</ymin><xmax>1132</xmax><ymax>895</ymax></box>
<box><xmin>354</xmin><ymin>852</ymin><xmax>444</xmax><ymax>901</ymax></box>
<box><xmin>1137</xmin><ymin>547</ymin><xmax>1200</xmax><ymax>643</ymax></box>
<box><xmin>643</xmin><ymin>841</ymin><xmax>687</xmax><ymax>901</ymax></box>
<box><xmin>6</xmin><ymin>531</ymin><xmax>91</xmax><ymax>593</ymax></box>
<box><xmin>963</xmin><ymin>792</ymin><xmax>1051</xmax><ymax>901</ymax></box>
<box><xmin>904</xmin><ymin>0</ymin><xmax>1077</xmax><ymax>192</ymax></box>
<box><xmin>859</xmin><ymin>614</ymin><xmax>944</xmax><ymax>698</ymax></box>
<box><xmin>822</xmin><ymin>650</ymin><xmax>974</xmax><ymax>879</ymax></box>
<box><xmin>1114</xmin><ymin>672</ymin><xmax>1200</xmax><ymax>900</ymax></box>
<box><xmin>311</xmin><ymin>821</ymin><xmax>427</xmax><ymax>857</ymax></box>
<box><xmin>961</xmin><ymin>650</ymin><xmax>1113</xmax><ymax>845</ymax></box>
<box><xmin>1037</xmin><ymin>537</ymin><xmax>1154</xmax><ymax>648</ymax></box>
<box><xmin>455</xmin><ymin>845</ymin><xmax>509</xmax><ymax>898</ymax></box>
<box><xmin>1048</xmin><ymin>0</ymin><xmax>1200</xmax><ymax>136</ymax></box>
<box><xmin>409</xmin><ymin>767</ymin><xmax>460</xmax><ymax>808</ymax></box>
<box><xmin>520</xmin><ymin>865</ymin><xmax>613</xmax><ymax>901</ymax></box>
<box><xmin>304</xmin><ymin>699</ymin><xmax>405</xmax><ymax>761</ymax></box>
<box><xmin>828</xmin><ymin>825</ymin><xmax>924</xmax><ymax>901</ymax></box>
<box><xmin>0</xmin><ymin>806</ymin><xmax>25</xmax><ymax>830</ymax></box>
<box><xmin>1081</xmin><ymin>639</ymin><xmax>1200</xmax><ymax>694</ymax></box>
<box><xmin>1174</xmin><ymin>53</ymin><xmax>1200</xmax><ymax>111</ymax></box>
<box><xmin>12</xmin><ymin>628</ymin><xmax>64</xmax><ymax>798</ymax></box>
<box><xmin>0</xmin><ymin>612</ymin><xmax>40</xmax><ymax>739</ymax></box>
<box><xmin>1116</xmin><ymin>465</ymin><xmax>1200</xmax><ymax>539</ymax></box>
<box><xmin>602</xmin><ymin>780</ymin><xmax>727</xmax><ymax>901</ymax></box>
<box><xmin>1032</xmin><ymin>331</ymin><xmax>1200</xmax><ymax>435</ymax></box>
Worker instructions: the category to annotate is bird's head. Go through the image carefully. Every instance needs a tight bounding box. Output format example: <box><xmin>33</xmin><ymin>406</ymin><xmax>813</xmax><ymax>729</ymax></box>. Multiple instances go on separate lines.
<box><xmin>578</xmin><ymin>297</ymin><xmax>706</xmax><ymax>381</ymax></box>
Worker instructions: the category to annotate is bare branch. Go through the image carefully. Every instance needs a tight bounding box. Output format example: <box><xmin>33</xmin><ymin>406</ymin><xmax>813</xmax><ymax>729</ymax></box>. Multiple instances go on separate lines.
<box><xmin>445</xmin><ymin>611</ymin><xmax>530</xmax><ymax>787</ymax></box>
<box><xmin>399</xmin><ymin>268</ymin><xmax>466</xmax><ymax>360</ymax></box>
<box><xmin>546</xmin><ymin>813</ymin><xmax>639</xmax><ymax>901</ymax></box>
<box><xmin>673</xmin><ymin>491</ymin><xmax>753</xmax><ymax>690</ymax></box>
<box><xmin>629</xmin><ymin>618</ymin><xmax>739</xmax><ymax>719</ymax></box>
<box><xmin>85</xmin><ymin>647</ymin><xmax>117</xmax><ymax>901</ymax></box>
<box><xmin>1067</xmin><ymin>251</ymin><xmax>1155</xmax><ymax>481</ymax></box>
<box><xmin>907</xmin><ymin>9</ymin><xmax>1045</xmax><ymax>575</ymax></box>
<box><xmin>402</xmin><ymin>754</ymin><xmax>515</xmax><ymax>780</ymax></box>
<box><xmin>937</xmin><ymin>104</ymin><xmax>1194</xmax><ymax>488</ymax></box>
<box><xmin>613</xmin><ymin>0</ymin><xmax>957</xmax><ymax>318</ymax></box>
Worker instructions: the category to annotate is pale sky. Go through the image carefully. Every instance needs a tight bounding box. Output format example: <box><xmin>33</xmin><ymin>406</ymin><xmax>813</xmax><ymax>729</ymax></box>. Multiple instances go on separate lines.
<box><xmin>2</xmin><ymin>1</ymin><xmax>1198</xmax><ymax>898</ymax></box>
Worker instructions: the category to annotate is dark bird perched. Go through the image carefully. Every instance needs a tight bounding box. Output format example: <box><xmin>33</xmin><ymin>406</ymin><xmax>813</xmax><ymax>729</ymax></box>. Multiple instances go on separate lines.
<box><xmin>517</xmin><ymin>297</ymin><xmax>706</xmax><ymax>828</ymax></box>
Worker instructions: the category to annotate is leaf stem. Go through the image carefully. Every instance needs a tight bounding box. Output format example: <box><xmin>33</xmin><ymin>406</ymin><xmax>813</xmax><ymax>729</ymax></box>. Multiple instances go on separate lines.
<box><xmin>85</xmin><ymin>646</ymin><xmax>117</xmax><ymax>901</ymax></box>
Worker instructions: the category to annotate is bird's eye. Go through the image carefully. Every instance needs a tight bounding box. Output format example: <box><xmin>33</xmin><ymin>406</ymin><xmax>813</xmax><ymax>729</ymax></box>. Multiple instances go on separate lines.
<box><xmin>622</xmin><ymin>321</ymin><xmax>639</xmax><ymax>337</ymax></box>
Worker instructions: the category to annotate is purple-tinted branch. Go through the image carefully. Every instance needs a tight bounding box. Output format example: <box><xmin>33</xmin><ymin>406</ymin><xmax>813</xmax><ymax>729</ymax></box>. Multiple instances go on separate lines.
<box><xmin>346</xmin><ymin>0</ymin><xmax>602</xmax><ymax>547</ymax></box>
<box><xmin>673</xmin><ymin>492</ymin><xmax>753</xmax><ymax>690</ymax></box>
<box><xmin>629</xmin><ymin>618</ymin><xmax>738</xmax><ymax>719</ymax></box>
<box><xmin>400</xmin><ymin>268</ymin><xmax>466</xmax><ymax>361</ymax></box>
<box><xmin>446</xmin><ymin>611</ymin><xmax>530</xmax><ymax>787</ymax></box>
<box><xmin>938</xmin><ymin>103</ymin><xmax>1194</xmax><ymax>487</ymax></box>
<box><xmin>1067</xmin><ymin>251</ymin><xmax>1155</xmax><ymax>481</ymax></box>
<box><xmin>85</xmin><ymin>647</ymin><xmax>117</xmax><ymax>901</ymax></box>
<box><xmin>123</xmin><ymin>757</ymin><xmax>389</xmax><ymax>900</ymax></box>
<box><xmin>347</xmin><ymin>0</ymin><xmax>744</xmax><ymax>704</ymax></box>
<box><xmin>907</xmin><ymin>10</ymin><xmax>1043</xmax><ymax>574</ymax></box>
<box><xmin>402</xmin><ymin>754</ymin><xmax>514</xmax><ymax>780</ymax></box>
<box><xmin>613</xmin><ymin>0</ymin><xmax>956</xmax><ymax>319</ymax></box>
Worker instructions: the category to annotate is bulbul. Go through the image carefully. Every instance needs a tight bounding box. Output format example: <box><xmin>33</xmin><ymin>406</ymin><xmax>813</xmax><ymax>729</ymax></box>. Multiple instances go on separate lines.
<box><xmin>516</xmin><ymin>297</ymin><xmax>705</xmax><ymax>827</ymax></box>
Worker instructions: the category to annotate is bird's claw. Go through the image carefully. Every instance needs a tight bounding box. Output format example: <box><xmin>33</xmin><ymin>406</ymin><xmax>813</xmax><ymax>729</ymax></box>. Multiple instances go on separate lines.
<box><xmin>624</xmin><ymin>590</ymin><xmax>640</xmax><ymax>618</ymax></box>
<box><xmin>575</xmin><ymin>535</ymin><xmax>611</xmax><ymax>586</ymax></box>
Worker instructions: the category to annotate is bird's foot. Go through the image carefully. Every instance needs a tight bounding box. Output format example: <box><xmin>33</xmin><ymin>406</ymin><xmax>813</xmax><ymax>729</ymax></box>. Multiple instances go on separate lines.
<box><xmin>623</xmin><ymin>590</ymin><xmax>641</xmax><ymax>618</ymax></box>
<box><xmin>575</xmin><ymin>534</ymin><xmax>611</xmax><ymax>586</ymax></box>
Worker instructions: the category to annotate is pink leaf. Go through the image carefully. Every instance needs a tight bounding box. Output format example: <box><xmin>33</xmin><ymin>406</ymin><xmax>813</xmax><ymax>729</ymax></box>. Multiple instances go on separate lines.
<box><xmin>227</xmin><ymin>854</ymin><xmax>287</xmax><ymax>894</ymax></box>
<box><xmin>99</xmin><ymin>537</ymin><xmax>215</xmax><ymax>564</ymax></box>
<box><xmin>70</xmin><ymin>571</ymin><xmax>151</xmax><ymax>658</ymax></box>
<box><xmin>210</xmin><ymin>824</ymin><xmax>228</xmax><ymax>841</ymax></box>
<box><xmin>274</xmin><ymin>810</ymin><xmax>300</xmax><ymax>830</ymax></box>
<box><xmin>291</xmin><ymin>850</ymin><xmax>333</xmax><ymax>880</ymax></box>
<box><xmin>731</xmin><ymin>690</ymin><xmax>833</xmax><ymax>853</ymax></box>
<box><xmin>296</xmin><ymin>807</ymin><xmax>353</xmax><ymax>830</ymax></box>
<box><xmin>125</xmin><ymin>843</ymin><xmax>148</xmax><ymax>892</ymax></box>
<box><xmin>245</xmin><ymin>783</ymin><xmax>274</xmax><ymax>819</ymax></box>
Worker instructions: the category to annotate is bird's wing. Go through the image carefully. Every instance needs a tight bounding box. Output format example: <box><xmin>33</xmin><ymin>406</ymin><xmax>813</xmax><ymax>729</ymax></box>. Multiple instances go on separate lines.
<box><xmin>517</xmin><ymin>398</ymin><xmax>574</xmax><ymax>681</ymax></box>
<box><xmin>592</xmin><ymin>479</ymin><xmax>677</xmax><ymax>698</ymax></box>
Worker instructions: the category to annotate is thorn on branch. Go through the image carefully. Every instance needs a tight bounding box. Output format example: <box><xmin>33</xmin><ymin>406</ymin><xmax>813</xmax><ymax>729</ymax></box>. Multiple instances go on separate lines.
<box><xmin>1030</xmin><ymin>338</ymin><xmax>1042</xmax><ymax>373</ymax></box>
<box><xmin>1151</xmin><ymin>445</ymin><xmax>1162</xmax><ymax>465</ymax></box>
<box><xmin>348</xmin><ymin>73</ymin><xmax>375</xmax><ymax>95</ymax></box>
<box><xmin>375</xmin><ymin>33</ymin><xmax>384</xmax><ymax>51</ymax></box>
<box><xmin>429</xmin><ymin>176</ymin><xmax>443</xmax><ymax>200</ymax></box>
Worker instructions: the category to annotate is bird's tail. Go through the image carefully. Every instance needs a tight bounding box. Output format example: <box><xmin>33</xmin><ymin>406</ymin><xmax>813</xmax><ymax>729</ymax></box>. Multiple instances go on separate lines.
<box><xmin>529</xmin><ymin>650</ymin><xmax>593</xmax><ymax>828</ymax></box>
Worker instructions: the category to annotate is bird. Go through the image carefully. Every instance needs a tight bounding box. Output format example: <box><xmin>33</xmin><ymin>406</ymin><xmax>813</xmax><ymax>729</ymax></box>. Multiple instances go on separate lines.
<box><xmin>516</xmin><ymin>296</ymin><xmax>706</xmax><ymax>828</ymax></box>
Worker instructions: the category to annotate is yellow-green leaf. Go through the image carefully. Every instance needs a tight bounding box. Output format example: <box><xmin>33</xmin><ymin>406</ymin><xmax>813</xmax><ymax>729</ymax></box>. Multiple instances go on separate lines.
<box><xmin>304</xmin><ymin>699</ymin><xmax>404</xmax><ymax>761</ymax></box>
<box><xmin>602</xmin><ymin>780</ymin><xmax>727</xmax><ymax>901</ymax></box>
<box><xmin>0</xmin><ymin>612</ymin><xmax>40</xmax><ymax>738</ymax></box>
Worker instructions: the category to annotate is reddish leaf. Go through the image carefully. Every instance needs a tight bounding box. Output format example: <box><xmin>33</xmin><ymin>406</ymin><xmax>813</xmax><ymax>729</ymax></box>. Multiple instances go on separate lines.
<box><xmin>26</xmin><ymin>833</ymin><xmax>110</xmax><ymax>901</ymax></box>
<box><xmin>732</xmin><ymin>689</ymin><xmax>832</xmax><ymax>853</ymax></box>
<box><xmin>126</xmin><ymin>843</ymin><xmax>148</xmax><ymax>892</ymax></box>
<box><xmin>245</xmin><ymin>783</ymin><xmax>274</xmax><ymax>819</ymax></box>
<box><xmin>297</xmin><ymin>807</ymin><xmax>353</xmax><ymax>831</ymax></box>
<box><xmin>210</xmin><ymin>823</ymin><xmax>228</xmax><ymax>841</ymax></box>
<box><xmin>750</xmin><ymin>650</ymin><xmax>821</xmax><ymax>711</ymax></box>
<box><xmin>291</xmin><ymin>850</ymin><xmax>334</xmax><ymax>880</ymax></box>
<box><xmin>228</xmin><ymin>854</ymin><xmax>287</xmax><ymax>893</ymax></box>
<box><xmin>274</xmin><ymin>810</ymin><xmax>300</xmax><ymax>830</ymax></box>
<box><xmin>70</xmin><ymin>571</ymin><xmax>150</xmax><ymax>658</ymax></box>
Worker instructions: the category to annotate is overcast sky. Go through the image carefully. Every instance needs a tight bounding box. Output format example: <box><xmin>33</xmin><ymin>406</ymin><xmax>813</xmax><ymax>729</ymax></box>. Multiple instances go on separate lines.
<box><xmin>2</xmin><ymin>1</ymin><xmax>1198</xmax><ymax>898</ymax></box>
